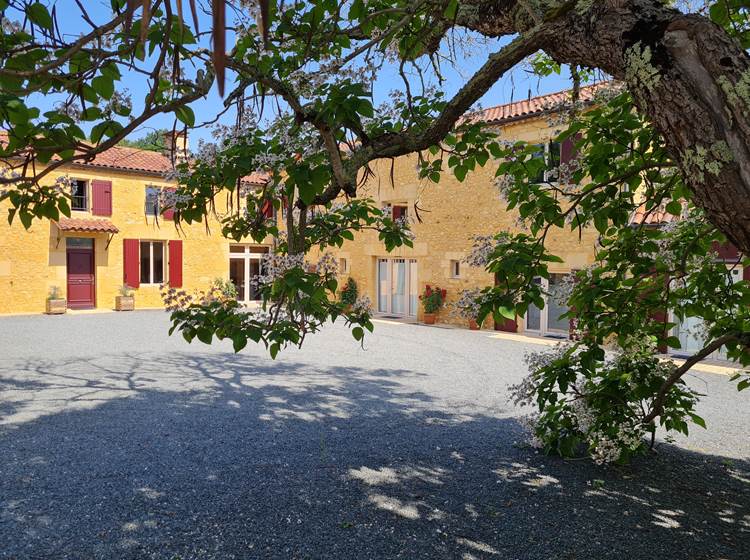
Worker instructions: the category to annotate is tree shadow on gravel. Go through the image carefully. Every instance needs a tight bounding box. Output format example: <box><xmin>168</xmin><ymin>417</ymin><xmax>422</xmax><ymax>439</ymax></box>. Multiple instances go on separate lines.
<box><xmin>0</xmin><ymin>352</ymin><xmax>748</xmax><ymax>559</ymax></box>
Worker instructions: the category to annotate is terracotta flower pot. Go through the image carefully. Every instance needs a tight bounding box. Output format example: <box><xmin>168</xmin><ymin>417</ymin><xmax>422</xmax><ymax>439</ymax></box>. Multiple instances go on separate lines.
<box><xmin>423</xmin><ymin>312</ymin><xmax>436</xmax><ymax>325</ymax></box>
<box><xmin>468</xmin><ymin>319</ymin><xmax>480</xmax><ymax>330</ymax></box>
<box><xmin>115</xmin><ymin>296</ymin><xmax>135</xmax><ymax>311</ymax></box>
<box><xmin>46</xmin><ymin>298</ymin><xmax>67</xmax><ymax>314</ymax></box>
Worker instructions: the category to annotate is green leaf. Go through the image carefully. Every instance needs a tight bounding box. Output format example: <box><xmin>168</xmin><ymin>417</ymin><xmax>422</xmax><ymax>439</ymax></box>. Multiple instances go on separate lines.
<box><xmin>174</xmin><ymin>105</ymin><xmax>195</xmax><ymax>127</ymax></box>
<box><xmin>665</xmin><ymin>200</ymin><xmax>682</xmax><ymax>216</ymax></box>
<box><xmin>196</xmin><ymin>328</ymin><xmax>213</xmax><ymax>344</ymax></box>
<box><xmin>352</xmin><ymin>326</ymin><xmax>364</xmax><ymax>341</ymax></box>
<box><xmin>27</xmin><ymin>2</ymin><xmax>53</xmax><ymax>29</ymax></box>
<box><xmin>454</xmin><ymin>165</ymin><xmax>468</xmax><ymax>182</ymax></box>
<box><xmin>19</xmin><ymin>211</ymin><xmax>32</xmax><ymax>229</ymax></box>
<box><xmin>89</xmin><ymin>122</ymin><xmax>108</xmax><ymax>144</ymax></box>
<box><xmin>92</xmin><ymin>75</ymin><xmax>115</xmax><ymax>99</ymax></box>
<box><xmin>688</xmin><ymin>413</ymin><xmax>706</xmax><ymax>429</ymax></box>
<box><xmin>665</xmin><ymin>336</ymin><xmax>681</xmax><ymax>349</ymax></box>
<box><xmin>57</xmin><ymin>197</ymin><xmax>71</xmax><ymax>217</ymax></box>
<box><xmin>498</xmin><ymin>306</ymin><xmax>516</xmax><ymax>320</ymax></box>
<box><xmin>738</xmin><ymin>378</ymin><xmax>750</xmax><ymax>391</ymax></box>
<box><xmin>232</xmin><ymin>335</ymin><xmax>247</xmax><ymax>352</ymax></box>
<box><xmin>443</xmin><ymin>0</ymin><xmax>458</xmax><ymax>19</ymax></box>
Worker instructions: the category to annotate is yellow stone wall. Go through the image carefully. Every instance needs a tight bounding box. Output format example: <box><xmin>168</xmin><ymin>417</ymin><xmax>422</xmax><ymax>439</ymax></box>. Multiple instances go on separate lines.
<box><xmin>330</xmin><ymin>115</ymin><xmax>600</xmax><ymax>330</ymax></box>
<box><xmin>1</xmin><ymin>113</ymin><xmax>598</xmax><ymax>325</ymax></box>
<box><xmin>0</xmin><ymin>166</ymin><xmax>273</xmax><ymax>314</ymax></box>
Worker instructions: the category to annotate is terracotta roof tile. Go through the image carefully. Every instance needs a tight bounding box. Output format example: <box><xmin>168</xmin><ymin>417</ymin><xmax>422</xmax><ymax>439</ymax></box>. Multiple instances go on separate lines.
<box><xmin>3</xmin><ymin>83</ymin><xmax>615</xmax><ymax>182</ymax></box>
<box><xmin>469</xmin><ymin>82</ymin><xmax>617</xmax><ymax>125</ymax></box>
<box><xmin>56</xmin><ymin>217</ymin><xmax>119</xmax><ymax>233</ymax></box>
<box><xmin>83</xmin><ymin>146</ymin><xmax>173</xmax><ymax>175</ymax></box>
<box><xmin>631</xmin><ymin>205</ymin><xmax>678</xmax><ymax>226</ymax></box>
<box><xmin>0</xmin><ymin>131</ymin><xmax>269</xmax><ymax>185</ymax></box>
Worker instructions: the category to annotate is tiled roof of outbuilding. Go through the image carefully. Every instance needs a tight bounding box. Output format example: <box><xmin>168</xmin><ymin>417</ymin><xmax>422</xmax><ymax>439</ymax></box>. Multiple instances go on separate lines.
<box><xmin>0</xmin><ymin>131</ymin><xmax>269</xmax><ymax>185</ymax></box>
<box><xmin>470</xmin><ymin>82</ymin><xmax>614</xmax><ymax>125</ymax></box>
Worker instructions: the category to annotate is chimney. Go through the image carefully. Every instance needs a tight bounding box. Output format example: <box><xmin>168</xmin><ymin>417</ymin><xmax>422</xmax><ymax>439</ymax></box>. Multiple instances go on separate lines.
<box><xmin>163</xmin><ymin>130</ymin><xmax>189</xmax><ymax>167</ymax></box>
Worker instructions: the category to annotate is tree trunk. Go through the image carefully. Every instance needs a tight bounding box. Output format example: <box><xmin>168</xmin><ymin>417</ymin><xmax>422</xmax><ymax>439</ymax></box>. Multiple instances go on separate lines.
<box><xmin>469</xmin><ymin>0</ymin><xmax>750</xmax><ymax>254</ymax></box>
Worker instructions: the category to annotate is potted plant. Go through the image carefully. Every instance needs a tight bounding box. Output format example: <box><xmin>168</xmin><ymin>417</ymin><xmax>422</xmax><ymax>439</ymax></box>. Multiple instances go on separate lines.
<box><xmin>45</xmin><ymin>286</ymin><xmax>66</xmax><ymax>314</ymax></box>
<box><xmin>340</xmin><ymin>277</ymin><xmax>358</xmax><ymax>312</ymax></box>
<box><xmin>115</xmin><ymin>284</ymin><xmax>135</xmax><ymax>311</ymax></box>
<box><xmin>207</xmin><ymin>277</ymin><xmax>238</xmax><ymax>303</ymax></box>
<box><xmin>452</xmin><ymin>288</ymin><xmax>482</xmax><ymax>330</ymax></box>
<box><xmin>420</xmin><ymin>285</ymin><xmax>446</xmax><ymax>325</ymax></box>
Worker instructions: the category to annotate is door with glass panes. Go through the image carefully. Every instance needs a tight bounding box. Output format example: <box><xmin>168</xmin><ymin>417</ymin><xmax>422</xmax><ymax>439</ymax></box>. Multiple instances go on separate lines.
<box><xmin>229</xmin><ymin>245</ymin><xmax>269</xmax><ymax>302</ymax></box>
<box><xmin>524</xmin><ymin>274</ymin><xmax>571</xmax><ymax>337</ymax></box>
<box><xmin>377</xmin><ymin>258</ymin><xmax>418</xmax><ymax>317</ymax></box>
<box><xmin>671</xmin><ymin>265</ymin><xmax>743</xmax><ymax>360</ymax></box>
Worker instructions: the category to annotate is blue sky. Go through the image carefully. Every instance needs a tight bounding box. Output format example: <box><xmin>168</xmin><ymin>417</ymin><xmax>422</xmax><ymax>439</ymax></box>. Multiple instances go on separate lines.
<box><xmin>37</xmin><ymin>1</ymin><xmax>578</xmax><ymax>147</ymax></box>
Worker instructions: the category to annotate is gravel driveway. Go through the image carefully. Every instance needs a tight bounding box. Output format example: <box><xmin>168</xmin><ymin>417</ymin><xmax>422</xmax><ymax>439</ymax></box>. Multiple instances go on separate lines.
<box><xmin>1</xmin><ymin>311</ymin><xmax>748</xmax><ymax>559</ymax></box>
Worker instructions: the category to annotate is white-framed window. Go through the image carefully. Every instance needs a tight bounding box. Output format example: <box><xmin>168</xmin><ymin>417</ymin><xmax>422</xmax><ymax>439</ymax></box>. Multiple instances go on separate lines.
<box><xmin>450</xmin><ymin>260</ymin><xmax>461</xmax><ymax>278</ymax></box>
<box><xmin>145</xmin><ymin>186</ymin><xmax>160</xmax><ymax>216</ymax></box>
<box><xmin>531</xmin><ymin>141</ymin><xmax>561</xmax><ymax>184</ymax></box>
<box><xmin>71</xmin><ymin>179</ymin><xmax>88</xmax><ymax>211</ymax></box>
<box><xmin>339</xmin><ymin>257</ymin><xmax>349</xmax><ymax>273</ymax></box>
<box><xmin>140</xmin><ymin>240</ymin><xmax>165</xmax><ymax>284</ymax></box>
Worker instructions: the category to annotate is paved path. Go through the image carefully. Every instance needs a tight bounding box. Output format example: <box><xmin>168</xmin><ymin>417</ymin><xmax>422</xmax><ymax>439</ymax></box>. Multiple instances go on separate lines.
<box><xmin>0</xmin><ymin>311</ymin><xmax>748</xmax><ymax>559</ymax></box>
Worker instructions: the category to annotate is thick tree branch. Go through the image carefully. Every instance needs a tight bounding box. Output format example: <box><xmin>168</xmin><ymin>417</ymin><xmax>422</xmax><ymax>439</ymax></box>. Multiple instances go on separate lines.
<box><xmin>347</xmin><ymin>24</ymin><xmax>549</xmax><ymax>171</ymax></box>
<box><xmin>643</xmin><ymin>333</ymin><xmax>743</xmax><ymax>425</ymax></box>
<box><xmin>1</xmin><ymin>84</ymin><xmax>211</xmax><ymax>187</ymax></box>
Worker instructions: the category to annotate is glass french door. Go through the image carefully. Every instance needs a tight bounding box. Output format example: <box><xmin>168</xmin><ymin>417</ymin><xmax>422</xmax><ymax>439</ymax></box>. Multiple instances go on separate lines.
<box><xmin>671</xmin><ymin>265</ymin><xmax>742</xmax><ymax>360</ymax></box>
<box><xmin>524</xmin><ymin>274</ymin><xmax>570</xmax><ymax>337</ymax></box>
<box><xmin>229</xmin><ymin>245</ymin><xmax>269</xmax><ymax>303</ymax></box>
<box><xmin>377</xmin><ymin>258</ymin><xmax>418</xmax><ymax>317</ymax></box>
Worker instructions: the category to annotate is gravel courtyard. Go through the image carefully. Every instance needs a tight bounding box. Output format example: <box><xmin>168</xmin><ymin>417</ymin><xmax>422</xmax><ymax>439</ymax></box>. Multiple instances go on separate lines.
<box><xmin>1</xmin><ymin>311</ymin><xmax>748</xmax><ymax>559</ymax></box>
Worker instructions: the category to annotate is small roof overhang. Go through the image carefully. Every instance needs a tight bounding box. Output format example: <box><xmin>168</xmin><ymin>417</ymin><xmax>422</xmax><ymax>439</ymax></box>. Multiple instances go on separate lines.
<box><xmin>56</xmin><ymin>217</ymin><xmax>119</xmax><ymax>234</ymax></box>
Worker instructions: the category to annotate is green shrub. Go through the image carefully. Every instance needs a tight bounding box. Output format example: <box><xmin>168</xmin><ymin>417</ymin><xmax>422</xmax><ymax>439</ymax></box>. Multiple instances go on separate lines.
<box><xmin>340</xmin><ymin>277</ymin><xmax>358</xmax><ymax>306</ymax></box>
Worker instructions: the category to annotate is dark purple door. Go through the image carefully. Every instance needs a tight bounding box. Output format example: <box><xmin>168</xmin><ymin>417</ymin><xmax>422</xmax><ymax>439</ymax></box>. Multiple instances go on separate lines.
<box><xmin>67</xmin><ymin>239</ymin><xmax>95</xmax><ymax>309</ymax></box>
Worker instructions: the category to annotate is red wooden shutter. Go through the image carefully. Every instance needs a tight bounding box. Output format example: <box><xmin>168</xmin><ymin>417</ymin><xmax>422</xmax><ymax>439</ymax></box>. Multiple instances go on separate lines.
<box><xmin>261</xmin><ymin>200</ymin><xmax>274</xmax><ymax>218</ymax></box>
<box><xmin>169</xmin><ymin>240</ymin><xmax>183</xmax><ymax>288</ymax></box>
<box><xmin>560</xmin><ymin>135</ymin><xmax>582</xmax><ymax>166</ymax></box>
<box><xmin>712</xmin><ymin>241</ymin><xmax>739</xmax><ymax>261</ymax></box>
<box><xmin>162</xmin><ymin>187</ymin><xmax>176</xmax><ymax>220</ymax></box>
<box><xmin>392</xmin><ymin>206</ymin><xmax>404</xmax><ymax>220</ymax></box>
<box><xmin>91</xmin><ymin>180</ymin><xmax>112</xmax><ymax>216</ymax></box>
<box><xmin>123</xmin><ymin>239</ymin><xmax>140</xmax><ymax>289</ymax></box>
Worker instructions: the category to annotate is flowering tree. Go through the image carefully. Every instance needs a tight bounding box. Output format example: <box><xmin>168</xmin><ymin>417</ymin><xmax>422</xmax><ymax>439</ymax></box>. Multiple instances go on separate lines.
<box><xmin>2</xmin><ymin>0</ymin><xmax>750</xmax><ymax>461</ymax></box>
